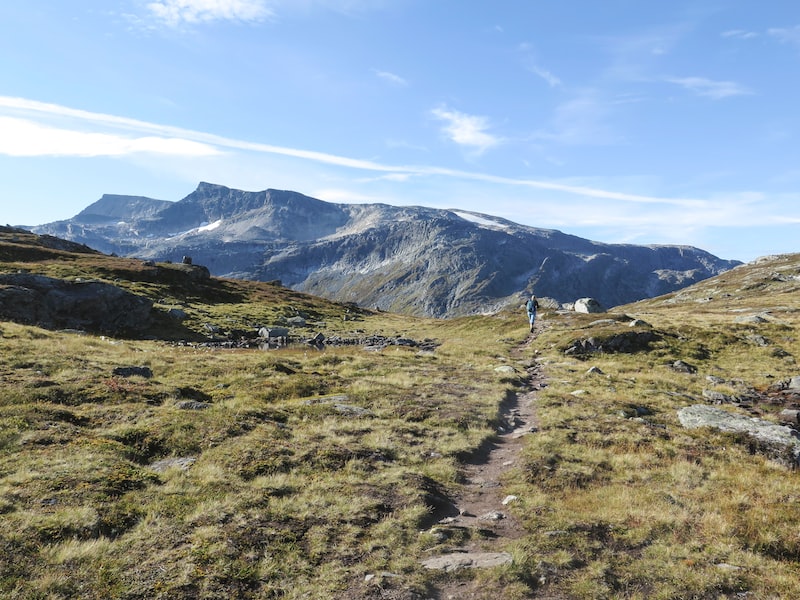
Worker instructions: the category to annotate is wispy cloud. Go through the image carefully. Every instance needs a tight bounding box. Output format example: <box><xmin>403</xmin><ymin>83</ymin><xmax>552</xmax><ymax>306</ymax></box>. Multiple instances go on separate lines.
<box><xmin>529</xmin><ymin>64</ymin><xmax>562</xmax><ymax>88</ymax></box>
<box><xmin>145</xmin><ymin>0</ymin><xmax>272</xmax><ymax>27</ymax></box>
<box><xmin>373</xmin><ymin>69</ymin><xmax>408</xmax><ymax>87</ymax></box>
<box><xmin>531</xmin><ymin>90</ymin><xmax>621</xmax><ymax>146</ymax></box>
<box><xmin>141</xmin><ymin>0</ymin><xmax>394</xmax><ymax>27</ymax></box>
<box><xmin>601</xmin><ymin>28</ymin><xmax>686</xmax><ymax>81</ymax></box>
<box><xmin>722</xmin><ymin>29</ymin><xmax>758</xmax><ymax>40</ymax></box>
<box><xmin>666</xmin><ymin>77</ymin><xmax>752</xmax><ymax>99</ymax></box>
<box><xmin>430</xmin><ymin>106</ymin><xmax>501</xmax><ymax>154</ymax></box>
<box><xmin>517</xmin><ymin>43</ymin><xmax>562</xmax><ymax>88</ymax></box>
<box><xmin>0</xmin><ymin>116</ymin><xmax>220</xmax><ymax>157</ymax></box>
<box><xmin>0</xmin><ymin>95</ymin><xmax>711</xmax><ymax>208</ymax></box>
<box><xmin>768</xmin><ymin>25</ymin><xmax>800</xmax><ymax>46</ymax></box>
<box><xmin>0</xmin><ymin>96</ymin><xmax>391</xmax><ymax>169</ymax></box>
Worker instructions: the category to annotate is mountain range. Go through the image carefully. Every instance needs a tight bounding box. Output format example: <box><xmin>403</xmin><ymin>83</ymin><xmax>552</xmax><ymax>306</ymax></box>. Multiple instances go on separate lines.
<box><xmin>31</xmin><ymin>182</ymin><xmax>741</xmax><ymax>317</ymax></box>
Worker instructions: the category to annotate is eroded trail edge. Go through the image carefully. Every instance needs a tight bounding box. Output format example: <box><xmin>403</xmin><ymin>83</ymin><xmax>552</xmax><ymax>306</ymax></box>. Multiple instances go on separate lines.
<box><xmin>420</xmin><ymin>336</ymin><xmax>545</xmax><ymax>579</ymax></box>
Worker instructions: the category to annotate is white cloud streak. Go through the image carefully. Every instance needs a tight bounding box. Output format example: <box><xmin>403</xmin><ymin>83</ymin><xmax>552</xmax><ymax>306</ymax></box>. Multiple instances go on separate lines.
<box><xmin>666</xmin><ymin>77</ymin><xmax>752</xmax><ymax>99</ymax></box>
<box><xmin>0</xmin><ymin>95</ymin><xmax>707</xmax><ymax>208</ymax></box>
<box><xmin>0</xmin><ymin>116</ymin><xmax>220</xmax><ymax>157</ymax></box>
<box><xmin>722</xmin><ymin>29</ymin><xmax>758</xmax><ymax>40</ymax></box>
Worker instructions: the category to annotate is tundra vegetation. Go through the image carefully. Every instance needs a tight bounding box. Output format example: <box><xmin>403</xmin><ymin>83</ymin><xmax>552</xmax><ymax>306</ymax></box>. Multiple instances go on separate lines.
<box><xmin>1</xmin><ymin>228</ymin><xmax>800</xmax><ymax>599</ymax></box>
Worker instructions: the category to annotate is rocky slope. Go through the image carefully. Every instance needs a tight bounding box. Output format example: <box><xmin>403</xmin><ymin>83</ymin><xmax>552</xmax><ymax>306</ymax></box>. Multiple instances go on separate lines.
<box><xmin>32</xmin><ymin>182</ymin><xmax>741</xmax><ymax>317</ymax></box>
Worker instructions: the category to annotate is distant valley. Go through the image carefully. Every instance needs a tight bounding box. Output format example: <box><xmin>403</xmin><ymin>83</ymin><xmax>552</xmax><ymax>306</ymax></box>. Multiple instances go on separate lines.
<box><xmin>32</xmin><ymin>182</ymin><xmax>741</xmax><ymax>317</ymax></box>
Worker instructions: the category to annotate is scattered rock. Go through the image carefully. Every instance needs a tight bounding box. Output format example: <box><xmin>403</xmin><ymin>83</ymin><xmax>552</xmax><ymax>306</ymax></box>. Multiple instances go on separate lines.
<box><xmin>113</xmin><ymin>366</ymin><xmax>153</xmax><ymax>378</ymax></box>
<box><xmin>619</xmin><ymin>404</ymin><xmax>652</xmax><ymax>418</ymax></box>
<box><xmin>629</xmin><ymin>319</ymin><xmax>651</xmax><ymax>327</ymax></box>
<box><xmin>318</xmin><ymin>334</ymin><xmax>439</xmax><ymax>353</ymax></box>
<box><xmin>478</xmin><ymin>511</ymin><xmax>505</xmax><ymax>521</ymax></box>
<box><xmin>702</xmin><ymin>389</ymin><xmax>733</xmax><ymax>403</ymax></box>
<box><xmin>501</xmin><ymin>495</ymin><xmax>518</xmax><ymax>505</ymax></box>
<box><xmin>677</xmin><ymin>404</ymin><xmax>800</xmax><ymax>467</ymax></box>
<box><xmin>204</xmin><ymin>323</ymin><xmax>222</xmax><ymax>335</ymax></box>
<box><xmin>332</xmin><ymin>404</ymin><xmax>373</xmax><ymax>417</ymax></box>
<box><xmin>305</xmin><ymin>394</ymin><xmax>349</xmax><ymax>404</ymax></box>
<box><xmin>586</xmin><ymin>366</ymin><xmax>604</xmax><ymax>375</ymax></box>
<box><xmin>421</xmin><ymin>551</ymin><xmax>513</xmax><ymax>571</ymax></box>
<box><xmin>494</xmin><ymin>365</ymin><xmax>516</xmax><ymax>374</ymax></box>
<box><xmin>305</xmin><ymin>332</ymin><xmax>326</xmax><ymax>346</ymax></box>
<box><xmin>747</xmin><ymin>334</ymin><xmax>770</xmax><ymax>347</ymax></box>
<box><xmin>364</xmin><ymin>572</ymin><xmax>401</xmax><ymax>583</ymax></box>
<box><xmin>149</xmin><ymin>456</ymin><xmax>196</xmax><ymax>472</ymax></box>
<box><xmin>258</xmin><ymin>326</ymin><xmax>290</xmax><ymax>339</ymax></box>
<box><xmin>175</xmin><ymin>400</ymin><xmax>210</xmax><ymax>410</ymax></box>
<box><xmin>167</xmin><ymin>308</ymin><xmax>187</xmax><ymax>321</ymax></box>
<box><xmin>735</xmin><ymin>314</ymin><xmax>769</xmax><ymax>324</ymax></box>
<box><xmin>671</xmin><ymin>360</ymin><xmax>697</xmax><ymax>374</ymax></box>
<box><xmin>426</xmin><ymin>527</ymin><xmax>452</xmax><ymax>542</ymax></box>
<box><xmin>588</xmin><ymin>319</ymin><xmax>617</xmax><ymax>327</ymax></box>
<box><xmin>304</xmin><ymin>395</ymin><xmax>373</xmax><ymax>417</ymax></box>
<box><xmin>779</xmin><ymin>409</ymin><xmax>800</xmax><ymax>427</ymax></box>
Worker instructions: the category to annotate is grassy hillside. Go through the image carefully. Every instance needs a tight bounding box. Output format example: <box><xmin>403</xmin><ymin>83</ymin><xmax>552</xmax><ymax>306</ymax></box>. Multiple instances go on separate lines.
<box><xmin>2</xmin><ymin>227</ymin><xmax>800</xmax><ymax>598</ymax></box>
<box><xmin>513</xmin><ymin>254</ymin><xmax>800</xmax><ymax>598</ymax></box>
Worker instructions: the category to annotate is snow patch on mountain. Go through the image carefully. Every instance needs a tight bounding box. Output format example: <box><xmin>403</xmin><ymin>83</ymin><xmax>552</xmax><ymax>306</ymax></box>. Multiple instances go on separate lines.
<box><xmin>168</xmin><ymin>219</ymin><xmax>224</xmax><ymax>239</ymax></box>
<box><xmin>198</xmin><ymin>220</ymin><xmax>223</xmax><ymax>233</ymax></box>
<box><xmin>451</xmin><ymin>210</ymin><xmax>509</xmax><ymax>230</ymax></box>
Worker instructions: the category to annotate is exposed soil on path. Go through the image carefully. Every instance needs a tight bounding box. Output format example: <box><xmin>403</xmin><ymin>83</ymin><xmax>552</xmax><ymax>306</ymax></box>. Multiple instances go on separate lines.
<box><xmin>421</xmin><ymin>332</ymin><xmax>546</xmax><ymax>599</ymax></box>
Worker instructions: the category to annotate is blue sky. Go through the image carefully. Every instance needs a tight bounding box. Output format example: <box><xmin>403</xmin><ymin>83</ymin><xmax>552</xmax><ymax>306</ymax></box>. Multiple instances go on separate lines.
<box><xmin>1</xmin><ymin>0</ymin><xmax>799</xmax><ymax>263</ymax></box>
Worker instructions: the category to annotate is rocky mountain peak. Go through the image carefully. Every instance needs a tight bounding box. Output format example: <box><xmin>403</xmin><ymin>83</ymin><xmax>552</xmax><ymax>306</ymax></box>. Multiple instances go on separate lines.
<box><xmin>75</xmin><ymin>194</ymin><xmax>171</xmax><ymax>223</ymax></box>
<box><xmin>31</xmin><ymin>183</ymin><xmax>742</xmax><ymax>317</ymax></box>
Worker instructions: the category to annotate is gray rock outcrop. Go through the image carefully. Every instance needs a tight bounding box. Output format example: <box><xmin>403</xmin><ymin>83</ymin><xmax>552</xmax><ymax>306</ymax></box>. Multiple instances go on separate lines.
<box><xmin>0</xmin><ymin>273</ymin><xmax>153</xmax><ymax>335</ymax></box>
<box><xmin>677</xmin><ymin>404</ymin><xmax>800</xmax><ymax>467</ymax></box>
<box><xmin>564</xmin><ymin>330</ymin><xmax>659</xmax><ymax>356</ymax></box>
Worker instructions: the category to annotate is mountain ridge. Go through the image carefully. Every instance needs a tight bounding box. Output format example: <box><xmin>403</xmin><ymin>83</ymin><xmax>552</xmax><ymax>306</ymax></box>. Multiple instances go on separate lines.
<box><xmin>31</xmin><ymin>182</ymin><xmax>742</xmax><ymax>317</ymax></box>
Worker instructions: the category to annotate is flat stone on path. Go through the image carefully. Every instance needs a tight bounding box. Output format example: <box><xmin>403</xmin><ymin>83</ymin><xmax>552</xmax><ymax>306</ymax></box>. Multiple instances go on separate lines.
<box><xmin>421</xmin><ymin>551</ymin><xmax>513</xmax><ymax>572</ymax></box>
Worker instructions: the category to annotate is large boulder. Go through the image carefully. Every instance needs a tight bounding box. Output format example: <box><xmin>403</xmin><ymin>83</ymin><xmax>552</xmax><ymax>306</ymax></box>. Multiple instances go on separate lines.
<box><xmin>564</xmin><ymin>330</ymin><xmax>659</xmax><ymax>356</ymax></box>
<box><xmin>0</xmin><ymin>273</ymin><xmax>153</xmax><ymax>335</ymax></box>
<box><xmin>574</xmin><ymin>298</ymin><xmax>604</xmax><ymax>313</ymax></box>
<box><xmin>677</xmin><ymin>404</ymin><xmax>800</xmax><ymax>467</ymax></box>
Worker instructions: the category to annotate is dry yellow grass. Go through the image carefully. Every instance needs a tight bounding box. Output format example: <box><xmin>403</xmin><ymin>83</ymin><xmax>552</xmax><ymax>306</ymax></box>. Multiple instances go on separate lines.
<box><xmin>3</xmin><ymin>229</ymin><xmax>800</xmax><ymax>598</ymax></box>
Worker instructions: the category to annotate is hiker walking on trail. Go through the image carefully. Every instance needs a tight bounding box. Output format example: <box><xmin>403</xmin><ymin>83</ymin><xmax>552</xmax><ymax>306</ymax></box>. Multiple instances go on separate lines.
<box><xmin>526</xmin><ymin>294</ymin><xmax>539</xmax><ymax>332</ymax></box>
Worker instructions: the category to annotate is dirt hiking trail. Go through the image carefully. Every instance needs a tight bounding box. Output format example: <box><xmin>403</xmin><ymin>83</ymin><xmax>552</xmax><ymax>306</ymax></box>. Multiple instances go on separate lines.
<box><xmin>421</xmin><ymin>331</ymin><xmax>546</xmax><ymax>599</ymax></box>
